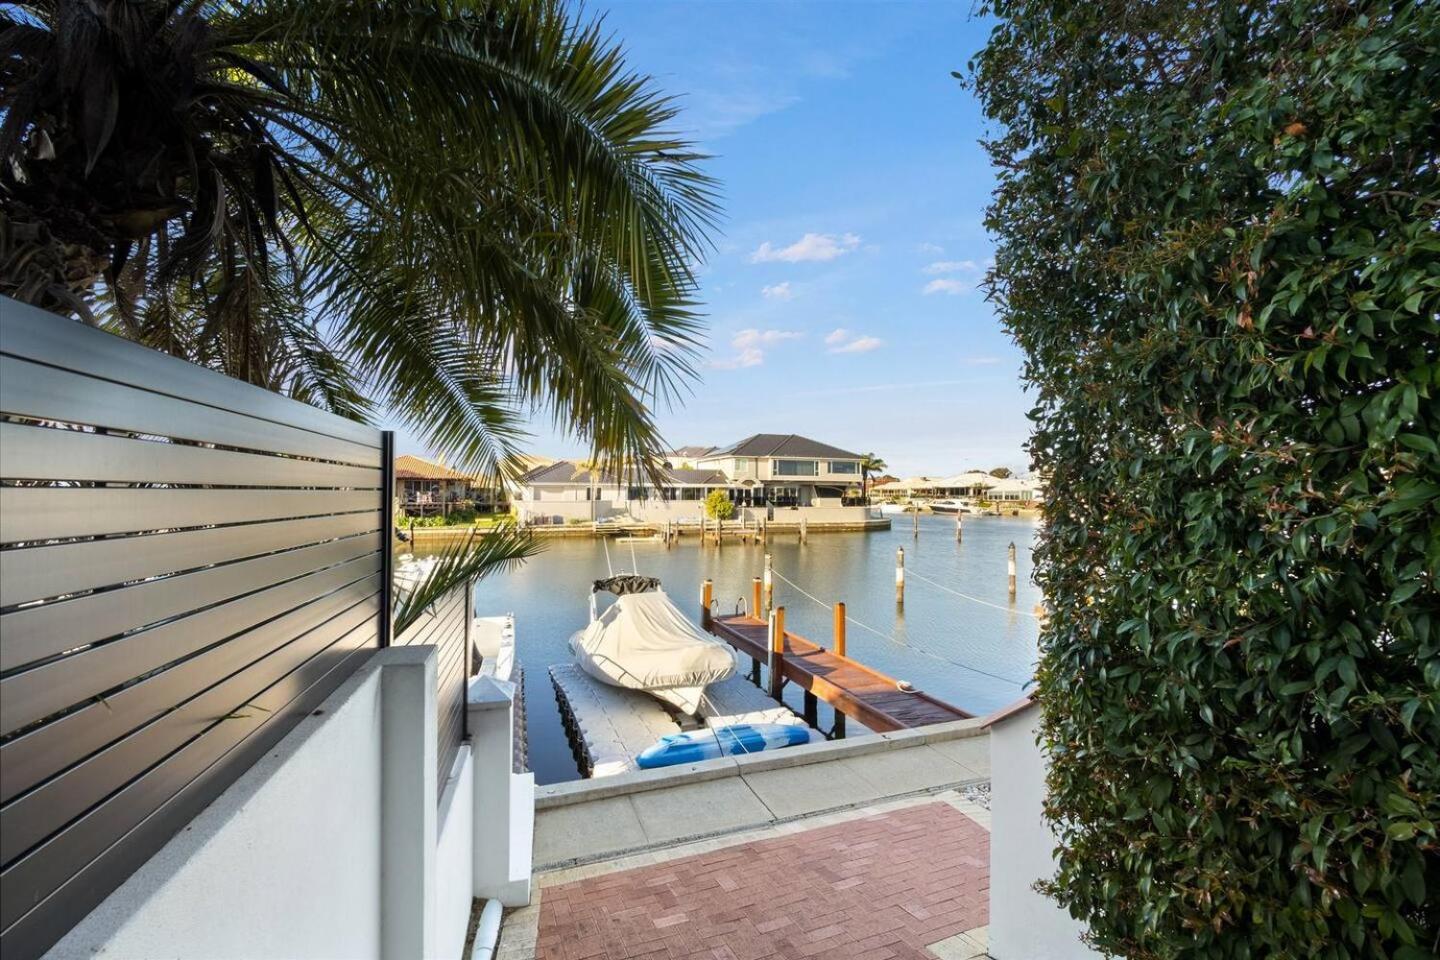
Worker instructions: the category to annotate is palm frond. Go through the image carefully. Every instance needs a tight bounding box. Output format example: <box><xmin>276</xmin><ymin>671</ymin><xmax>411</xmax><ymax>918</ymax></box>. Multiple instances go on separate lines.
<box><xmin>393</xmin><ymin>522</ymin><xmax>539</xmax><ymax>637</ymax></box>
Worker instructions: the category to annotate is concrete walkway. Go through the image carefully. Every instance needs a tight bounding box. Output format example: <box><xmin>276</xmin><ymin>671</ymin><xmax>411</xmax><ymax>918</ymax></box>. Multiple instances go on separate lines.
<box><xmin>501</xmin><ymin>722</ymin><xmax>992</xmax><ymax>960</ymax></box>
<box><xmin>531</xmin><ymin>721</ymin><xmax>989</xmax><ymax>870</ymax></box>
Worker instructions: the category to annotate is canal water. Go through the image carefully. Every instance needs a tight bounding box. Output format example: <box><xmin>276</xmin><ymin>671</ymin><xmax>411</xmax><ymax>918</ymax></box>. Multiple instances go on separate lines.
<box><xmin>432</xmin><ymin>513</ymin><xmax>1040</xmax><ymax>785</ymax></box>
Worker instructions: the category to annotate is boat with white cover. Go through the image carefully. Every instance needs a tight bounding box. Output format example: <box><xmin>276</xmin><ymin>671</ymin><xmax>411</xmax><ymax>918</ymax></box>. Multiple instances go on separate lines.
<box><xmin>569</xmin><ymin>575</ymin><xmax>737</xmax><ymax>715</ymax></box>
<box><xmin>929</xmin><ymin>498</ymin><xmax>981</xmax><ymax>514</ymax></box>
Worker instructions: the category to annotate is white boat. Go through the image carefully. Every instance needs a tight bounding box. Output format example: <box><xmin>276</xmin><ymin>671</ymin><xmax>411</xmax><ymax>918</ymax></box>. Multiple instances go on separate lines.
<box><xmin>878</xmin><ymin>502</ymin><xmax>921</xmax><ymax>515</ymax></box>
<box><xmin>929</xmin><ymin>498</ymin><xmax>980</xmax><ymax>514</ymax></box>
<box><xmin>569</xmin><ymin>575</ymin><xmax>737</xmax><ymax>715</ymax></box>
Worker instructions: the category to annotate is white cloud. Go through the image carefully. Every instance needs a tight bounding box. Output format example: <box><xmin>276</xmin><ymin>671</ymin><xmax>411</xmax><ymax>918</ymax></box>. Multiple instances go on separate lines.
<box><xmin>923</xmin><ymin>259</ymin><xmax>982</xmax><ymax>275</ymax></box>
<box><xmin>711</xmin><ymin>328</ymin><xmax>802</xmax><ymax>369</ymax></box>
<box><xmin>832</xmin><ymin>335</ymin><xmax>883</xmax><ymax>354</ymax></box>
<box><xmin>917</xmin><ymin>242</ymin><xmax>945</xmax><ymax>255</ymax></box>
<box><xmin>962</xmin><ymin>356</ymin><xmax>1002</xmax><ymax>366</ymax></box>
<box><xmin>825</xmin><ymin>329</ymin><xmax>883</xmax><ymax>354</ymax></box>
<box><xmin>923</xmin><ymin>278</ymin><xmax>971</xmax><ymax>296</ymax></box>
<box><xmin>750</xmin><ymin>232</ymin><xmax>861</xmax><ymax>263</ymax></box>
<box><xmin>761</xmin><ymin>282</ymin><xmax>794</xmax><ymax>301</ymax></box>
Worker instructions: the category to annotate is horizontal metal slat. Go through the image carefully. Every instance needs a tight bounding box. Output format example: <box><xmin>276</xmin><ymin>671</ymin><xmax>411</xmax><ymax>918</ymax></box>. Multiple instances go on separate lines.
<box><xmin>0</xmin><ymin>356</ymin><xmax>381</xmax><ymax>467</ymax></box>
<box><xmin>0</xmin><ymin>297</ymin><xmax>381</xmax><ymax>449</ymax></box>
<box><xmin>0</xmin><ymin>422</ymin><xmax>384</xmax><ymax>488</ymax></box>
<box><xmin>0</xmin><ymin>532</ymin><xmax>382</xmax><ymax>683</ymax></box>
<box><xmin>0</xmin><ymin>632</ymin><xmax>378</xmax><ymax>955</ymax></box>
<box><xmin>0</xmin><ymin>575</ymin><xmax>382</xmax><ymax>805</ymax></box>
<box><xmin>1</xmin><ymin>591</ymin><xmax>381</xmax><ymax>866</ymax></box>
<box><xmin>0</xmin><ymin>555</ymin><xmax>380</xmax><ymax>770</ymax></box>
<box><xmin>0</xmin><ymin>513</ymin><xmax>380</xmax><ymax>608</ymax></box>
<box><xmin>0</xmin><ymin>487</ymin><xmax>379</xmax><ymax>543</ymax></box>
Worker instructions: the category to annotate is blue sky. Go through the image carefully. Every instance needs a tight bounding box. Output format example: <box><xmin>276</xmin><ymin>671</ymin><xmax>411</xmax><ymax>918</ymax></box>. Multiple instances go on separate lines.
<box><xmin>394</xmin><ymin>1</ymin><xmax>1030</xmax><ymax>477</ymax></box>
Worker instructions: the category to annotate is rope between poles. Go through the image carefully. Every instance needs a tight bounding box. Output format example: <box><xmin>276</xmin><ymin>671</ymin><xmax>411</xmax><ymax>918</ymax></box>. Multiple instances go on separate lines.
<box><xmin>766</xmin><ymin>566</ymin><xmax>1029</xmax><ymax>687</ymax></box>
<box><xmin>903</xmin><ymin>567</ymin><xmax>1041</xmax><ymax>619</ymax></box>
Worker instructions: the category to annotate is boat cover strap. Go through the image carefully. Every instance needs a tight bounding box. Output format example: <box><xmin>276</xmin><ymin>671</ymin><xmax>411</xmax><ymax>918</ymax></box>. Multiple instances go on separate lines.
<box><xmin>593</xmin><ymin>575</ymin><xmax>661</xmax><ymax>596</ymax></box>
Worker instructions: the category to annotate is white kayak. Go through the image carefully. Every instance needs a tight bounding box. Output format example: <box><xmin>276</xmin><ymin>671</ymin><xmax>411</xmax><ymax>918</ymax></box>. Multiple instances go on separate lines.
<box><xmin>636</xmin><ymin>723</ymin><xmax>816</xmax><ymax>769</ymax></box>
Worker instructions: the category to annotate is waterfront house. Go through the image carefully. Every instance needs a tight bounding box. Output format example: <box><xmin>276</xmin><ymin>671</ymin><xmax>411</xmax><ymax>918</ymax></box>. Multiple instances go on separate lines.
<box><xmin>512</xmin><ymin>434</ymin><xmax>873</xmax><ymax>525</ymax></box>
<box><xmin>690</xmin><ymin>433</ymin><xmax>866</xmax><ymax>508</ymax></box>
<box><xmin>395</xmin><ymin>454</ymin><xmax>472</xmax><ymax>514</ymax></box>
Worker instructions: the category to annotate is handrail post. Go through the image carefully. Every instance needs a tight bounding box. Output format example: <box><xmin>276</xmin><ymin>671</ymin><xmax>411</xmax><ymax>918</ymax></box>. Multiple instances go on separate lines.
<box><xmin>380</xmin><ymin>430</ymin><xmax>396</xmax><ymax>647</ymax></box>
<box><xmin>701</xmin><ymin>579</ymin><xmax>713</xmax><ymax>629</ymax></box>
<box><xmin>767</xmin><ymin>606</ymin><xmax>785</xmax><ymax>700</ymax></box>
<box><xmin>833</xmin><ymin>602</ymin><xmax>846</xmax><ymax>658</ymax></box>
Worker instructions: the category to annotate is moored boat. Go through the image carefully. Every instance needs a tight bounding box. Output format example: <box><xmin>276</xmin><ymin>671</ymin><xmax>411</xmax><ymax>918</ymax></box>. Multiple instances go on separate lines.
<box><xmin>569</xmin><ymin>574</ymin><xmax>737</xmax><ymax>715</ymax></box>
<box><xmin>929</xmin><ymin>498</ymin><xmax>980</xmax><ymax>514</ymax></box>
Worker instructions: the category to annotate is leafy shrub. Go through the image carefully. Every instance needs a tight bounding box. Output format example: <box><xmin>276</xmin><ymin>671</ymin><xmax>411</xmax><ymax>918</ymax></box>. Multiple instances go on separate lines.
<box><xmin>704</xmin><ymin>489</ymin><xmax>735</xmax><ymax>520</ymax></box>
<box><xmin>974</xmin><ymin>1</ymin><xmax>1439</xmax><ymax>956</ymax></box>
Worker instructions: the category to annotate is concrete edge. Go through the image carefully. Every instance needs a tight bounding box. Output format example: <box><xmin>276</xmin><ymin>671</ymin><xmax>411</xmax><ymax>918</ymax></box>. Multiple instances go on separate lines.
<box><xmin>534</xmin><ymin>719</ymin><xmax>987</xmax><ymax>810</ymax></box>
<box><xmin>532</xmin><ymin>774</ymin><xmax>991</xmax><ymax>873</ymax></box>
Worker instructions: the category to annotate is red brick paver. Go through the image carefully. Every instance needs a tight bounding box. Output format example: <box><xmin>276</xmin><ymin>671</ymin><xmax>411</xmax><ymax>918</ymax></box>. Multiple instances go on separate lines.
<box><xmin>535</xmin><ymin>802</ymin><xmax>988</xmax><ymax>960</ymax></box>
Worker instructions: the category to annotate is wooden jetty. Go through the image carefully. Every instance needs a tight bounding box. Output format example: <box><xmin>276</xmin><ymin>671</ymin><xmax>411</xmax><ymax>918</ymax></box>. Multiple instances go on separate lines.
<box><xmin>701</xmin><ymin>582</ymin><xmax>973</xmax><ymax>737</ymax></box>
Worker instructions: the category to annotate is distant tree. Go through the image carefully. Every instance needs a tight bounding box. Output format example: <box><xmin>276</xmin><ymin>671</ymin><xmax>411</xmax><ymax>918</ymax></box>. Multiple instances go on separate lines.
<box><xmin>703</xmin><ymin>490</ymin><xmax>734</xmax><ymax>520</ymax></box>
<box><xmin>859</xmin><ymin>452</ymin><xmax>888</xmax><ymax>497</ymax></box>
<box><xmin>988</xmin><ymin>467</ymin><xmax>1013</xmax><ymax>479</ymax></box>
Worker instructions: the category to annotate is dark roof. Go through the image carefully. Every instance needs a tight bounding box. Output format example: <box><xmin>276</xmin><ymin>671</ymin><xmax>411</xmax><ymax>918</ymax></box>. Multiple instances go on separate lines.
<box><xmin>712</xmin><ymin>433</ymin><xmax>862</xmax><ymax>460</ymax></box>
<box><xmin>667</xmin><ymin>445</ymin><xmax>717</xmax><ymax>458</ymax></box>
<box><xmin>665</xmin><ymin>468</ymin><xmax>728</xmax><ymax>485</ymax></box>
<box><xmin>519</xmin><ymin>461</ymin><xmax>727</xmax><ymax>487</ymax></box>
<box><xmin>520</xmin><ymin>461</ymin><xmax>613</xmax><ymax>485</ymax></box>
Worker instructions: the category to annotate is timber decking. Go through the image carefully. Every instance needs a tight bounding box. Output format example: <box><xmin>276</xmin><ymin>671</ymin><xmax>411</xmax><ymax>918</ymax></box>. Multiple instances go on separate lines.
<box><xmin>707</xmin><ymin>615</ymin><xmax>973</xmax><ymax>732</ymax></box>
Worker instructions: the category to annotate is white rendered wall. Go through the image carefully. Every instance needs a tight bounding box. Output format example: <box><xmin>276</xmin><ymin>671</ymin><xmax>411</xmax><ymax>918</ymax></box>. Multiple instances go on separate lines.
<box><xmin>989</xmin><ymin>709</ymin><xmax>1099</xmax><ymax>960</ymax></box>
<box><xmin>43</xmin><ymin>648</ymin><xmax>502</xmax><ymax>960</ymax></box>
<box><xmin>45</xmin><ymin>664</ymin><xmax>387</xmax><ymax>960</ymax></box>
<box><xmin>436</xmin><ymin>748</ymin><xmax>476</xmax><ymax>960</ymax></box>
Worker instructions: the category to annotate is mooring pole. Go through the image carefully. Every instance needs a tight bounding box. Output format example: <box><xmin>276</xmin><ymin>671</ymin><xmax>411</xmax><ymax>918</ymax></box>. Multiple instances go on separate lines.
<box><xmin>913</xmin><ymin>506</ymin><xmax>919</xmax><ymax>539</ymax></box>
<box><xmin>833</xmin><ymin>601</ymin><xmax>847</xmax><ymax>658</ymax></box>
<box><xmin>701</xmin><ymin>578</ymin><xmax>713</xmax><ymax>628</ymax></box>
<box><xmin>800</xmin><ymin>517</ymin><xmax>808</xmax><ymax>544</ymax></box>
<box><xmin>895</xmin><ymin>547</ymin><xmax>906</xmax><ymax>606</ymax></box>
<box><xmin>767</xmin><ymin>606</ymin><xmax>786</xmax><ymax>700</ymax></box>
<box><xmin>751</xmin><ymin>577</ymin><xmax>763</xmax><ymax>620</ymax></box>
<box><xmin>956</xmin><ymin>514</ymin><xmax>963</xmax><ymax>543</ymax></box>
<box><xmin>763</xmin><ymin>553</ymin><xmax>774</xmax><ymax>615</ymax></box>
<box><xmin>1008</xmin><ymin>542</ymin><xmax>1018</xmax><ymax>600</ymax></box>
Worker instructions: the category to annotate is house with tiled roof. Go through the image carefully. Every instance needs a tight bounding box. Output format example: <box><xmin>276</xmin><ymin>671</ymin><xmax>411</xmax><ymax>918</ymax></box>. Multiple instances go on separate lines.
<box><xmin>512</xmin><ymin>434</ymin><xmax>872</xmax><ymax>525</ymax></box>
<box><xmin>690</xmin><ymin>433</ymin><xmax>865</xmax><ymax>508</ymax></box>
<box><xmin>396</xmin><ymin>453</ymin><xmax>556</xmax><ymax>517</ymax></box>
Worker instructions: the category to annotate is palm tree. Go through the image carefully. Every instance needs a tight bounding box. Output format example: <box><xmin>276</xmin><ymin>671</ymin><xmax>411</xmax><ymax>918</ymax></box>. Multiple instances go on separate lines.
<box><xmin>859</xmin><ymin>452</ymin><xmax>887</xmax><ymax>499</ymax></box>
<box><xmin>0</xmin><ymin>0</ymin><xmax>716</xmax><ymax>477</ymax></box>
<box><xmin>1</xmin><ymin>0</ymin><xmax>717</xmax><ymax>608</ymax></box>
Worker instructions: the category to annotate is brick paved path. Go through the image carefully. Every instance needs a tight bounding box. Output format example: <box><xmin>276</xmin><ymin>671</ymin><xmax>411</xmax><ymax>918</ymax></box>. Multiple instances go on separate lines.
<box><xmin>534</xmin><ymin>802</ymin><xmax>988</xmax><ymax>960</ymax></box>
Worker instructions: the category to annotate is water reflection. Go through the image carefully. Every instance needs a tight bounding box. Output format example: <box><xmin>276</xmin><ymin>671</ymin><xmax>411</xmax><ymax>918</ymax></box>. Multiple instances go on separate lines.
<box><xmin>418</xmin><ymin>513</ymin><xmax>1041</xmax><ymax>784</ymax></box>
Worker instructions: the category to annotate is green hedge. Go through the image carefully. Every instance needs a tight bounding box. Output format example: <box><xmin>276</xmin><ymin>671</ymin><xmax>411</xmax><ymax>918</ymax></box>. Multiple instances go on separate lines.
<box><xmin>974</xmin><ymin>1</ymin><xmax>1438</xmax><ymax>956</ymax></box>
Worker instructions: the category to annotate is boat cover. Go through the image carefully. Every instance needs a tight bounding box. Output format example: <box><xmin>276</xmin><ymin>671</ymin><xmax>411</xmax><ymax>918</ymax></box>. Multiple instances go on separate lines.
<box><xmin>571</xmin><ymin>591</ymin><xmax>736</xmax><ymax>703</ymax></box>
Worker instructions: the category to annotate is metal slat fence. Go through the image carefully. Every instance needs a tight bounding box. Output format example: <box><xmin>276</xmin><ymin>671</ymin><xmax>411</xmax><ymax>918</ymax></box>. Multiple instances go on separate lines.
<box><xmin>0</xmin><ymin>297</ymin><xmax>394</xmax><ymax>959</ymax></box>
<box><xmin>394</xmin><ymin>581</ymin><xmax>473</xmax><ymax>789</ymax></box>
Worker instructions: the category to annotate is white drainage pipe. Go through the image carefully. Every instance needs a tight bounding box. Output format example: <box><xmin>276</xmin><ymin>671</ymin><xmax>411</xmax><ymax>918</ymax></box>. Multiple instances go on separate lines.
<box><xmin>470</xmin><ymin>899</ymin><xmax>504</xmax><ymax>960</ymax></box>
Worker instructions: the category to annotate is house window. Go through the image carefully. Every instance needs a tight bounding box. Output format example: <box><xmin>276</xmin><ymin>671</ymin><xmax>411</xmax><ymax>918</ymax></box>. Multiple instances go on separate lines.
<box><xmin>626</xmin><ymin>486</ymin><xmax>646</xmax><ymax>500</ymax></box>
<box><xmin>774</xmin><ymin>460</ymin><xmax>817</xmax><ymax>476</ymax></box>
<box><xmin>828</xmin><ymin>461</ymin><xmax>859</xmax><ymax>474</ymax></box>
<box><xmin>680</xmin><ymin>487</ymin><xmax>703</xmax><ymax>501</ymax></box>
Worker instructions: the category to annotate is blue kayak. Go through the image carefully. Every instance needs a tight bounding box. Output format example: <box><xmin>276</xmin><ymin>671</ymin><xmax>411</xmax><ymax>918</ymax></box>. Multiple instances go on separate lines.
<box><xmin>637</xmin><ymin>723</ymin><xmax>813</xmax><ymax>769</ymax></box>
